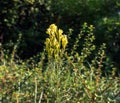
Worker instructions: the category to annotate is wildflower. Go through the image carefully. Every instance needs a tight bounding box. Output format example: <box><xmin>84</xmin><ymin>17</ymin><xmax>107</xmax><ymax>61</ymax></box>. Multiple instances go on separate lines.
<box><xmin>61</xmin><ymin>35</ymin><xmax>68</xmax><ymax>49</ymax></box>
<box><xmin>58</xmin><ymin>29</ymin><xmax>63</xmax><ymax>36</ymax></box>
<box><xmin>45</xmin><ymin>24</ymin><xmax>68</xmax><ymax>59</ymax></box>
<box><xmin>49</xmin><ymin>24</ymin><xmax>57</xmax><ymax>34</ymax></box>
<box><xmin>46</xmin><ymin>28</ymin><xmax>51</xmax><ymax>35</ymax></box>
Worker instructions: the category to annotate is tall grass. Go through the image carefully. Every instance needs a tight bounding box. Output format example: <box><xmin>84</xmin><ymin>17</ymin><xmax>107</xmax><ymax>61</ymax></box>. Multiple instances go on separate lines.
<box><xmin>0</xmin><ymin>23</ymin><xmax>120</xmax><ymax>103</ymax></box>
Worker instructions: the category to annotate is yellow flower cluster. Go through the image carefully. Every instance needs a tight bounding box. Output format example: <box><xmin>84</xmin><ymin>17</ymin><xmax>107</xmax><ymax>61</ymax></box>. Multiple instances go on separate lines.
<box><xmin>45</xmin><ymin>24</ymin><xmax>68</xmax><ymax>59</ymax></box>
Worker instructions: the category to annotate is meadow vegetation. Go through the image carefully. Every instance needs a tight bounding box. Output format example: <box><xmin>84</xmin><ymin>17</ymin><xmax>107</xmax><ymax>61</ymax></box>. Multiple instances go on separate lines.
<box><xmin>0</xmin><ymin>23</ymin><xmax>120</xmax><ymax>103</ymax></box>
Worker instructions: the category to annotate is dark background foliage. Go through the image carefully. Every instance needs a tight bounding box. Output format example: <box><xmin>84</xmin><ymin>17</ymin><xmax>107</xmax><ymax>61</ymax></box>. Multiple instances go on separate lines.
<box><xmin>0</xmin><ymin>0</ymin><xmax>120</xmax><ymax>69</ymax></box>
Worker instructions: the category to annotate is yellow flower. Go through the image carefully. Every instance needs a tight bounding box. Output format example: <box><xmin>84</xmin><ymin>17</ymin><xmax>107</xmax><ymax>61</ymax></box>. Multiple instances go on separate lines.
<box><xmin>45</xmin><ymin>24</ymin><xmax>68</xmax><ymax>59</ymax></box>
<box><xmin>49</xmin><ymin>24</ymin><xmax>57</xmax><ymax>34</ymax></box>
<box><xmin>46</xmin><ymin>28</ymin><xmax>51</xmax><ymax>35</ymax></box>
<box><xmin>55</xmin><ymin>41</ymin><xmax>60</xmax><ymax>50</ymax></box>
<box><xmin>61</xmin><ymin>35</ymin><xmax>68</xmax><ymax>49</ymax></box>
<box><xmin>58</xmin><ymin>29</ymin><xmax>63</xmax><ymax>35</ymax></box>
<box><xmin>45</xmin><ymin>38</ymin><xmax>50</xmax><ymax>46</ymax></box>
<box><xmin>52</xmin><ymin>38</ymin><xmax>57</xmax><ymax>46</ymax></box>
<box><xmin>46</xmin><ymin>24</ymin><xmax>57</xmax><ymax>35</ymax></box>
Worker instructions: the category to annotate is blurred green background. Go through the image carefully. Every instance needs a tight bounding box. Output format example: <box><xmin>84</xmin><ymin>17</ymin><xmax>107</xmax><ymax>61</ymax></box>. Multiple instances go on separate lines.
<box><xmin>0</xmin><ymin>0</ymin><xmax>120</xmax><ymax>69</ymax></box>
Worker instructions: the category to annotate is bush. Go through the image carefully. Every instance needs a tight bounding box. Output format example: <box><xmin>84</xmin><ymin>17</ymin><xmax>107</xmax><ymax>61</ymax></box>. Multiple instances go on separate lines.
<box><xmin>96</xmin><ymin>16</ymin><xmax>120</xmax><ymax>69</ymax></box>
<box><xmin>0</xmin><ymin>0</ymin><xmax>52</xmax><ymax>58</ymax></box>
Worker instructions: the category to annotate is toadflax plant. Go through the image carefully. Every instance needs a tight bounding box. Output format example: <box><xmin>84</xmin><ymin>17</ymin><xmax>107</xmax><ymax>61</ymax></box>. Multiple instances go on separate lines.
<box><xmin>45</xmin><ymin>24</ymin><xmax>68</xmax><ymax>59</ymax></box>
